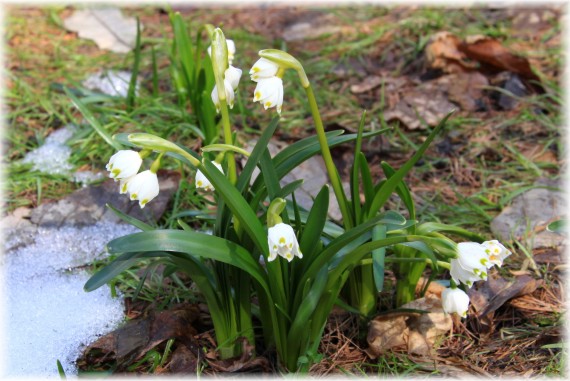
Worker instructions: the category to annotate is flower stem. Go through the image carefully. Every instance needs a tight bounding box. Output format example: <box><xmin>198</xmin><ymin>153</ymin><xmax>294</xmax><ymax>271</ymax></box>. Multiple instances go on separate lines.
<box><xmin>219</xmin><ymin>99</ymin><xmax>237</xmax><ymax>184</ymax></box>
<box><xmin>304</xmin><ymin>85</ymin><xmax>353</xmax><ymax>228</ymax></box>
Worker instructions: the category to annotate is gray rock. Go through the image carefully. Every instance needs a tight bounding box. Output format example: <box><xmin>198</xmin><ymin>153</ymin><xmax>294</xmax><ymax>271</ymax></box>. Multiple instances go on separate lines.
<box><xmin>1</xmin><ymin>207</ymin><xmax>38</xmax><ymax>251</ymax></box>
<box><xmin>490</xmin><ymin>178</ymin><xmax>567</xmax><ymax>249</ymax></box>
<box><xmin>30</xmin><ymin>170</ymin><xmax>180</xmax><ymax>227</ymax></box>
<box><xmin>63</xmin><ymin>7</ymin><xmax>139</xmax><ymax>53</ymax></box>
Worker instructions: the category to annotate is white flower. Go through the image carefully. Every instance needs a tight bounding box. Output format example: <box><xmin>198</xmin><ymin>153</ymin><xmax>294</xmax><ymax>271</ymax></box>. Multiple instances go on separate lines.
<box><xmin>225</xmin><ymin>65</ymin><xmax>242</xmax><ymax>90</ymax></box>
<box><xmin>106</xmin><ymin>150</ymin><xmax>142</xmax><ymax>180</ymax></box>
<box><xmin>442</xmin><ymin>287</ymin><xmax>470</xmax><ymax>318</ymax></box>
<box><xmin>211</xmin><ymin>79</ymin><xmax>236</xmax><ymax>112</ymax></box>
<box><xmin>482</xmin><ymin>240</ymin><xmax>511</xmax><ymax>267</ymax></box>
<box><xmin>450</xmin><ymin>242</ymin><xmax>490</xmax><ymax>288</ymax></box>
<box><xmin>253</xmin><ymin>77</ymin><xmax>284</xmax><ymax>114</ymax></box>
<box><xmin>250</xmin><ymin>58</ymin><xmax>279</xmax><ymax>82</ymax></box>
<box><xmin>267</xmin><ymin>223</ymin><xmax>302</xmax><ymax>262</ymax></box>
<box><xmin>119</xmin><ymin>176</ymin><xmax>133</xmax><ymax>194</ymax></box>
<box><xmin>126</xmin><ymin>170</ymin><xmax>159</xmax><ymax>208</ymax></box>
<box><xmin>207</xmin><ymin>39</ymin><xmax>236</xmax><ymax>65</ymax></box>
<box><xmin>195</xmin><ymin>162</ymin><xmax>224</xmax><ymax>192</ymax></box>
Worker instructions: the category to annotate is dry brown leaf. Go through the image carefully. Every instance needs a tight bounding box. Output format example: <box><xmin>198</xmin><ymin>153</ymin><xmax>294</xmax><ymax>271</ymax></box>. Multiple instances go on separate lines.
<box><xmin>447</xmin><ymin>71</ymin><xmax>489</xmax><ymax>111</ymax></box>
<box><xmin>350</xmin><ymin>75</ymin><xmax>384</xmax><ymax>94</ymax></box>
<box><xmin>424</xmin><ymin>31</ymin><xmax>476</xmax><ymax>73</ymax></box>
<box><xmin>366</xmin><ymin>296</ymin><xmax>452</xmax><ymax>358</ymax></box>
<box><xmin>383</xmin><ymin>87</ymin><xmax>456</xmax><ymax>130</ymax></box>
<box><xmin>458</xmin><ymin>35</ymin><xmax>542</xmax><ymax>85</ymax></box>
<box><xmin>80</xmin><ymin>304</ymin><xmax>200</xmax><ymax>369</ymax></box>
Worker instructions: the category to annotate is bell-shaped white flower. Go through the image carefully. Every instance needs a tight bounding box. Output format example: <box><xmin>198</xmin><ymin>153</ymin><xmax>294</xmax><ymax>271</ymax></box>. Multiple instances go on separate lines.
<box><xmin>106</xmin><ymin>150</ymin><xmax>142</xmax><ymax>180</ymax></box>
<box><xmin>211</xmin><ymin>79</ymin><xmax>236</xmax><ymax>113</ymax></box>
<box><xmin>225</xmin><ymin>65</ymin><xmax>242</xmax><ymax>90</ymax></box>
<box><xmin>450</xmin><ymin>242</ymin><xmax>490</xmax><ymax>288</ymax></box>
<box><xmin>482</xmin><ymin>240</ymin><xmax>511</xmax><ymax>267</ymax></box>
<box><xmin>442</xmin><ymin>287</ymin><xmax>470</xmax><ymax>318</ymax></box>
<box><xmin>207</xmin><ymin>39</ymin><xmax>236</xmax><ymax>65</ymax></box>
<box><xmin>267</xmin><ymin>223</ymin><xmax>302</xmax><ymax>262</ymax></box>
<box><xmin>253</xmin><ymin>77</ymin><xmax>284</xmax><ymax>114</ymax></box>
<box><xmin>250</xmin><ymin>58</ymin><xmax>279</xmax><ymax>82</ymax></box>
<box><xmin>195</xmin><ymin>162</ymin><xmax>224</xmax><ymax>192</ymax></box>
<box><xmin>126</xmin><ymin>170</ymin><xmax>159</xmax><ymax>208</ymax></box>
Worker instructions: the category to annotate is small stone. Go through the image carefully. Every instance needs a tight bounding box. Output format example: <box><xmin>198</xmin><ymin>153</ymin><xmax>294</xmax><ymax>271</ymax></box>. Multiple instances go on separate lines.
<box><xmin>490</xmin><ymin>178</ymin><xmax>566</xmax><ymax>249</ymax></box>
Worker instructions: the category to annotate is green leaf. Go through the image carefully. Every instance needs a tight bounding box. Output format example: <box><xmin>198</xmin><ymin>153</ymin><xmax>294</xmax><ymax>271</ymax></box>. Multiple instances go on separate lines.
<box><xmin>299</xmin><ymin>185</ymin><xmax>330</xmax><ymax>261</ymax></box>
<box><xmin>84</xmin><ymin>251</ymin><xmax>164</xmax><ymax>292</ymax></box>
<box><xmin>105</xmin><ymin>203</ymin><xmax>154</xmax><ymax>231</ymax></box>
<box><xmin>367</xmin><ymin>111</ymin><xmax>453</xmax><ymax>219</ymax></box>
<box><xmin>547</xmin><ymin>219</ymin><xmax>566</xmax><ymax>234</ymax></box>
<box><xmin>201</xmin><ymin>160</ymin><xmax>269</xmax><ymax>255</ymax></box>
<box><xmin>381</xmin><ymin>162</ymin><xmax>415</xmax><ymax>221</ymax></box>
<box><xmin>416</xmin><ymin>222</ymin><xmax>484</xmax><ymax>242</ymax></box>
<box><xmin>106</xmin><ymin>229</ymin><xmax>269</xmax><ymax>294</ymax></box>
<box><xmin>237</xmin><ymin>117</ymin><xmax>280</xmax><ymax>193</ymax></box>
<box><xmin>64</xmin><ymin>87</ymin><xmax>122</xmax><ymax>150</ymax></box>
<box><xmin>126</xmin><ymin>18</ymin><xmax>142</xmax><ymax>111</ymax></box>
<box><xmin>372</xmin><ymin>224</ymin><xmax>387</xmax><ymax>292</ymax></box>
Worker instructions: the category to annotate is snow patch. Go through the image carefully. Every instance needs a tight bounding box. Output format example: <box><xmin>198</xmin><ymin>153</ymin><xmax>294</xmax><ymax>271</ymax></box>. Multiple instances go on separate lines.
<box><xmin>83</xmin><ymin>70</ymin><xmax>138</xmax><ymax>98</ymax></box>
<box><xmin>1</xmin><ymin>222</ymin><xmax>140</xmax><ymax>378</ymax></box>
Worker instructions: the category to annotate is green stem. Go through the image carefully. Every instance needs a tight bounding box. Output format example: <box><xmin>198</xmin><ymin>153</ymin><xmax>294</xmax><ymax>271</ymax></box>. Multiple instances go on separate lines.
<box><xmin>219</xmin><ymin>99</ymin><xmax>237</xmax><ymax>184</ymax></box>
<box><xmin>304</xmin><ymin>85</ymin><xmax>353</xmax><ymax>228</ymax></box>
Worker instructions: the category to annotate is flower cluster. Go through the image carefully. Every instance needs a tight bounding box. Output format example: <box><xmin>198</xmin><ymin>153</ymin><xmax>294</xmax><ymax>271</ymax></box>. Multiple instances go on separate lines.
<box><xmin>450</xmin><ymin>240</ymin><xmax>511</xmax><ymax>288</ymax></box>
<box><xmin>106</xmin><ymin>150</ymin><xmax>159</xmax><ymax>209</ymax></box>
<box><xmin>442</xmin><ymin>239</ymin><xmax>511</xmax><ymax>318</ymax></box>
<box><xmin>250</xmin><ymin>58</ymin><xmax>284</xmax><ymax>114</ymax></box>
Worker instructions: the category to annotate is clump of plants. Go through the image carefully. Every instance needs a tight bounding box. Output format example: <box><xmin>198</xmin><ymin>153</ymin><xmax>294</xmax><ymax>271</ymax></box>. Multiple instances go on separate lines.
<box><xmin>82</xmin><ymin>16</ymin><xmax>511</xmax><ymax>373</ymax></box>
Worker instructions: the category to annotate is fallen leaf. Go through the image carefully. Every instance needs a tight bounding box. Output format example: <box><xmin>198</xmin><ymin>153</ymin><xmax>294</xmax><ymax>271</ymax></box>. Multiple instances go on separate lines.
<box><xmin>424</xmin><ymin>31</ymin><xmax>477</xmax><ymax>73</ymax></box>
<box><xmin>80</xmin><ymin>304</ymin><xmax>201</xmax><ymax>369</ymax></box>
<box><xmin>468</xmin><ymin>273</ymin><xmax>542</xmax><ymax>335</ymax></box>
<box><xmin>366</xmin><ymin>295</ymin><xmax>452</xmax><ymax>358</ymax></box>
<box><xmin>458</xmin><ymin>35</ymin><xmax>542</xmax><ymax>87</ymax></box>
<box><xmin>63</xmin><ymin>7</ymin><xmax>139</xmax><ymax>53</ymax></box>
<box><xmin>447</xmin><ymin>71</ymin><xmax>489</xmax><ymax>111</ymax></box>
<box><xmin>350</xmin><ymin>75</ymin><xmax>384</xmax><ymax>94</ymax></box>
<box><xmin>383</xmin><ymin>87</ymin><xmax>456</xmax><ymax>130</ymax></box>
<box><xmin>168</xmin><ymin>345</ymin><xmax>199</xmax><ymax>374</ymax></box>
<box><xmin>366</xmin><ymin>313</ymin><xmax>409</xmax><ymax>358</ymax></box>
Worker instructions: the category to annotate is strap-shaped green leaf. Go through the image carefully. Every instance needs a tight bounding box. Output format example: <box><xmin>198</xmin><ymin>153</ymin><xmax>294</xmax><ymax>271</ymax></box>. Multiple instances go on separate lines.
<box><xmin>299</xmin><ymin>185</ymin><xmax>330</xmax><ymax>263</ymax></box>
<box><xmin>367</xmin><ymin>111</ymin><xmax>453</xmax><ymax>219</ymax></box>
<box><xmin>201</xmin><ymin>160</ymin><xmax>269</xmax><ymax>255</ymax></box>
<box><xmin>237</xmin><ymin>117</ymin><xmax>280</xmax><ymax>193</ymax></box>
<box><xmin>65</xmin><ymin>87</ymin><xmax>122</xmax><ymax>150</ymax></box>
<box><xmin>105</xmin><ymin>203</ymin><xmax>154</xmax><ymax>231</ymax></box>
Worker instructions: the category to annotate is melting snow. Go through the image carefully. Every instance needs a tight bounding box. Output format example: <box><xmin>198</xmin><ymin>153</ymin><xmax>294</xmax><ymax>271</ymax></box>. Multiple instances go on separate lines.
<box><xmin>1</xmin><ymin>222</ymin><xmax>140</xmax><ymax>378</ymax></box>
<box><xmin>82</xmin><ymin>70</ymin><xmax>138</xmax><ymax>98</ymax></box>
<box><xmin>20</xmin><ymin>124</ymin><xmax>105</xmax><ymax>187</ymax></box>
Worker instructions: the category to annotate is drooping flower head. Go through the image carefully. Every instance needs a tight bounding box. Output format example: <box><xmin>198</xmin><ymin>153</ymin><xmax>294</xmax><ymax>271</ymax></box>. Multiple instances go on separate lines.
<box><xmin>250</xmin><ymin>58</ymin><xmax>279</xmax><ymax>82</ymax></box>
<box><xmin>441</xmin><ymin>287</ymin><xmax>470</xmax><ymax>318</ymax></box>
<box><xmin>250</xmin><ymin>58</ymin><xmax>284</xmax><ymax>114</ymax></box>
<box><xmin>106</xmin><ymin>150</ymin><xmax>142</xmax><ymax>180</ymax></box>
<box><xmin>481</xmin><ymin>240</ymin><xmax>511</xmax><ymax>267</ymax></box>
<box><xmin>195</xmin><ymin>161</ymin><xmax>224</xmax><ymax>192</ymax></box>
<box><xmin>267</xmin><ymin>222</ymin><xmax>303</xmax><ymax>262</ymax></box>
<box><xmin>253</xmin><ymin>77</ymin><xmax>284</xmax><ymax>114</ymax></box>
<box><xmin>211</xmin><ymin>79</ymin><xmax>236</xmax><ymax>113</ymax></box>
<box><xmin>449</xmin><ymin>242</ymin><xmax>490</xmax><ymax>288</ymax></box>
<box><xmin>127</xmin><ymin>170</ymin><xmax>160</xmax><ymax>208</ymax></box>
